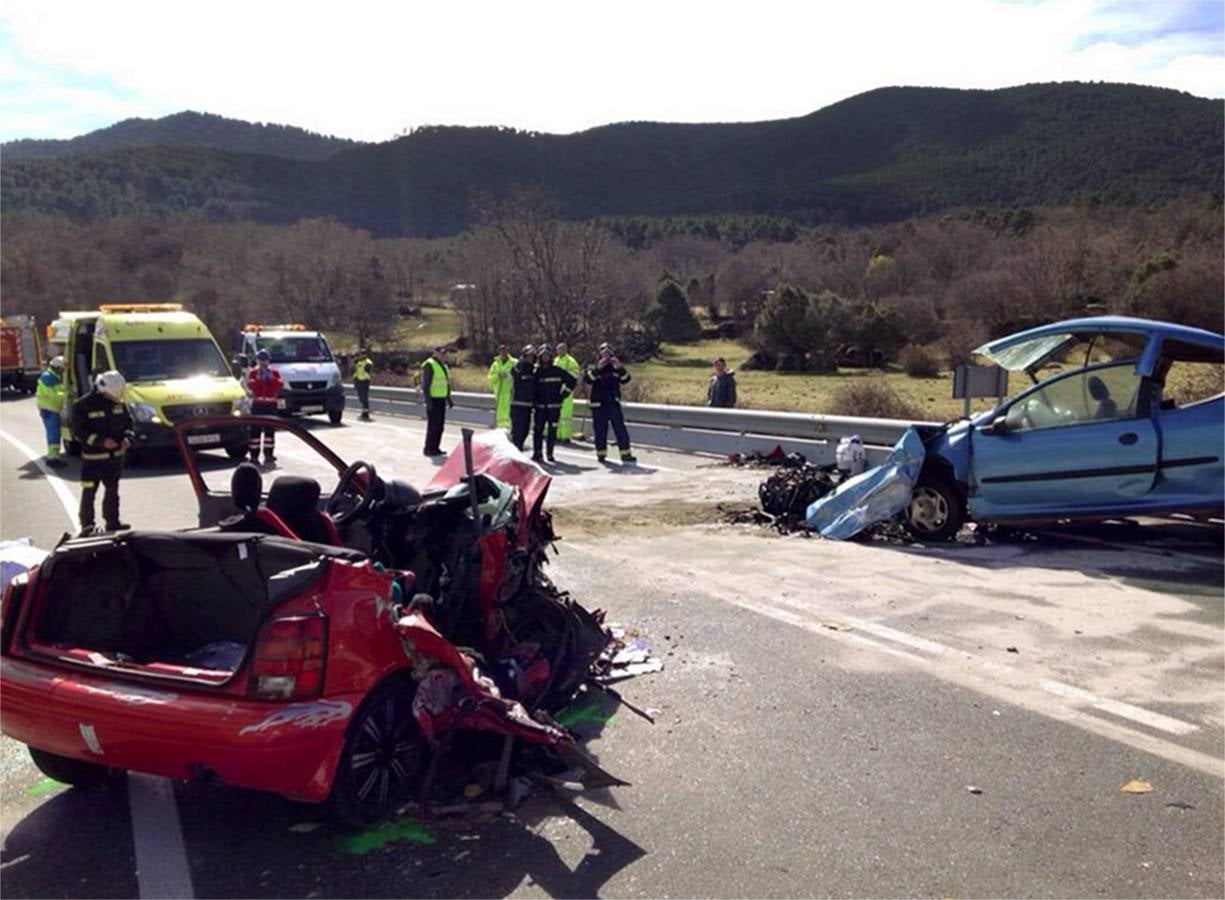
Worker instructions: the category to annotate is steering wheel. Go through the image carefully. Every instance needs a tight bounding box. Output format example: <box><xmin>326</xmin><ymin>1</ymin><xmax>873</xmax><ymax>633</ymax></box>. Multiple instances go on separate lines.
<box><xmin>327</xmin><ymin>460</ymin><xmax>378</xmax><ymax>525</ymax></box>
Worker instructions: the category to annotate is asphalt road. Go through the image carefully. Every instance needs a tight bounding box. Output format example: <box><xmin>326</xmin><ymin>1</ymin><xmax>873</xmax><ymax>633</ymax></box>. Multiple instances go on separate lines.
<box><xmin>1</xmin><ymin>393</ymin><xmax>1222</xmax><ymax>899</ymax></box>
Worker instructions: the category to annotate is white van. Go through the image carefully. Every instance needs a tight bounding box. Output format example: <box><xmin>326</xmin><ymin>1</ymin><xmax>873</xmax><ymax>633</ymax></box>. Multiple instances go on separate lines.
<box><xmin>235</xmin><ymin>324</ymin><xmax>345</xmax><ymax>424</ymax></box>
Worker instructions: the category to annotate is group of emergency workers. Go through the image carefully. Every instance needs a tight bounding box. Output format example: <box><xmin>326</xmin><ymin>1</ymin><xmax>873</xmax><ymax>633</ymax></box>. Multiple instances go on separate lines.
<box><xmin>28</xmin><ymin>333</ymin><xmax>649</xmax><ymax>538</ymax></box>
<box><xmin>490</xmin><ymin>341</ymin><xmax>637</xmax><ymax>465</ymax></box>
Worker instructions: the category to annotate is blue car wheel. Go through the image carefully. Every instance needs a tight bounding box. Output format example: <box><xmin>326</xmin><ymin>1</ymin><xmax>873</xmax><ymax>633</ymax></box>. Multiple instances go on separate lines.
<box><xmin>904</xmin><ymin>476</ymin><xmax>965</xmax><ymax>542</ymax></box>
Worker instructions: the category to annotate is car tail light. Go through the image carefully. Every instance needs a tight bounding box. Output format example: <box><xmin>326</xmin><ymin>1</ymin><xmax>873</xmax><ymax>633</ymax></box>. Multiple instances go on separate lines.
<box><xmin>249</xmin><ymin>615</ymin><xmax>327</xmax><ymax>700</ymax></box>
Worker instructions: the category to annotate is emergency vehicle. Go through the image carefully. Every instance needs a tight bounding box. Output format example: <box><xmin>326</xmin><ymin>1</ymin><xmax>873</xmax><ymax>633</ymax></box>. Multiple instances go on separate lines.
<box><xmin>235</xmin><ymin>324</ymin><xmax>345</xmax><ymax>424</ymax></box>
<box><xmin>1</xmin><ymin>314</ymin><xmax>44</xmax><ymax>393</ymax></box>
<box><xmin>46</xmin><ymin>304</ymin><xmax>248</xmax><ymax>459</ymax></box>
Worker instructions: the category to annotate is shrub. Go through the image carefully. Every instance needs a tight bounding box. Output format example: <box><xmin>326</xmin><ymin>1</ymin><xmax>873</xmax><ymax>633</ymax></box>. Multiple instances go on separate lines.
<box><xmin>825</xmin><ymin>380</ymin><xmax>925</xmax><ymax>420</ymax></box>
<box><xmin>899</xmin><ymin>344</ymin><xmax>941</xmax><ymax>378</ymax></box>
<box><xmin>646</xmin><ymin>277</ymin><xmax>702</xmax><ymax>343</ymax></box>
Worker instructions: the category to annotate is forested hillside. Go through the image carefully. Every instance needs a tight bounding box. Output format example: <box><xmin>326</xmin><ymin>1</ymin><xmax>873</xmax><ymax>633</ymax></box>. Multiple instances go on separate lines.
<box><xmin>2</xmin><ymin>84</ymin><xmax>1219</xmax><ymax>236</ymax></box>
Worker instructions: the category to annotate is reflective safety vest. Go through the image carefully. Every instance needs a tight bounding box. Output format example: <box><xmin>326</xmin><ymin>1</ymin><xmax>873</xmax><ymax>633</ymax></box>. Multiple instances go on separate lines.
<box><xmin>353</xmin><ymin>356</ymin><xmax>373</xmax><ymax>382</ymax></box>
<box><xmin>422</xmin><ymin>357</ymin><xmax>450</xmax><ymax>398</ymax></box>
<box><xmin>35</xmin><ymin>368</ymin><xmax>66</xmax><ymax>413</ymax></box>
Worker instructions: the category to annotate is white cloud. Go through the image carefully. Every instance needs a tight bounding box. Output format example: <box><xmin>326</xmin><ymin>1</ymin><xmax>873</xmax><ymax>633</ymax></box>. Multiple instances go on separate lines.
<box><xmin>0</xmin><ymin>0</ymin><xmax>1220</xmax><ymax>142</ymax></box>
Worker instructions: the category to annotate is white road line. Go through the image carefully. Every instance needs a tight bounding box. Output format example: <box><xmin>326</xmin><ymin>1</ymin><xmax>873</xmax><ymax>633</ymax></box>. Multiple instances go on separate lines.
<box><xmin>127</xmin><ymin>774</ymin><xmax>195</xmax><ymax>898</ymax></box>
<box><xmin>0</xmin><ymin>428</ymin><xmax>79</xmax><ymax>529</ymax></box>
<box><xmin>1</xmin><ymin>427</ymin><xmax>195</xmax><ymax>899</ymax></box>
<box><xmin>1040</xmin><ymin>679</ymin><xmax>1200</xmax><ymax>736</ymax></box>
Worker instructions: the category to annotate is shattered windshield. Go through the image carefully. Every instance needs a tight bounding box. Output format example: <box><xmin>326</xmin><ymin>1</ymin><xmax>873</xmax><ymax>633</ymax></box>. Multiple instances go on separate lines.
<box><xmin>977</xmin><ymin>331</ymin><xmax>1148</xmax><ymax>377</ymax></box>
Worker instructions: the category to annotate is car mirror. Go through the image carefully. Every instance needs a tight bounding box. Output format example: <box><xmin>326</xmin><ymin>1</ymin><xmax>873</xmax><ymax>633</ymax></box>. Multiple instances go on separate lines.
<box><xmin>231</xmin><ymin>355</ymin><xmax>248</xmax><ymax>376</ymax></box>
<box><xmin>980</xmin><ymin>417</ymin><xmax>1008</xmax><ymax>436</ymax></box>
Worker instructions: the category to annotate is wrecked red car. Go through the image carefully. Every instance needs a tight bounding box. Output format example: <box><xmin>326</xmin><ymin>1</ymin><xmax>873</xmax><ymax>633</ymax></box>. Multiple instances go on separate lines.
<box><xmin>0</xmin><ymin>418</ymin><xmax>617</xmax><ymax>824</ymax></box>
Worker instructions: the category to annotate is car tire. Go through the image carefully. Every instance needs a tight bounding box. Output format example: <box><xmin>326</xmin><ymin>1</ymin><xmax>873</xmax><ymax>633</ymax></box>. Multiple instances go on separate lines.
<box><xmin>328</xmin><ymin>409</ymin><xmax>343</xmax><ymax>426</ymax></box>
<box><xmin>28</xmin><ymin>746</ymin><xmax>118</xmax><ymax>787</ymax></box>
<box><xmin>329</xmin><ymin>678</ymin><xmax>426</xmax><ymax>828</ymax></box>
<box><xmin>904</xmin><ymin>474</ymin><xmax>965</xmax><ymax>542</ymax></box>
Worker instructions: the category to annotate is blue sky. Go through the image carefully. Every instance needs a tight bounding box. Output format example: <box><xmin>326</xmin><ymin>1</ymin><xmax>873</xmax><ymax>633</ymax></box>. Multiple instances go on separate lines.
<box><xmin>1</xmin><ymin>0</ymin><xmax>1221</xmax><ymax>143</ymax></box>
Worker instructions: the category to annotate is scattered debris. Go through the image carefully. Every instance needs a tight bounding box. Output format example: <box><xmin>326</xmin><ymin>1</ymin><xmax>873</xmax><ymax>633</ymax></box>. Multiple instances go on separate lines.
<box><xmin>337</xmin><ymin>817</ymin><xmax>437</xmax><ymax>855</ymax></box>
<box><xmin>1006</xmin><ymin>646</ymin><xmax>1019</xmax><ymax>653</ymax></box>
<box><xmin>725</xmin><ymin>445</ymin><xmax>808</xmax><ymax>468</ymax></box>
<box><xmin>821</xmin><ymin>621</ymin><xmax>853</xmax><ymax>632</ymax></box>
<box><xmin>1121</xmin><ymin>779</ymin><xmax>1155</xmax><ymax>794</ymax></box>
<box><xmin>288</xmin><ymin>822</ymin><xmax>323</xmax><ymax>834</ymax></box>
<box><xmin>966</xmin><ymin>785</ymin><xmax>983</xmax><ymax>794</ymax></box>
<box><xmin>1165</xmin><ymin>801</ymin><xmax>1196</xmax><ymax>810</ymax></box>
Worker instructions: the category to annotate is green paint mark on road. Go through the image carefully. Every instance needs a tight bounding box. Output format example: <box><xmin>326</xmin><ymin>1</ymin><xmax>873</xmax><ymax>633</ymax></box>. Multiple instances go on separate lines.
<box><xmin>555</xmin><ymin>696</ymin><xmax>617</xmax><ymax>727</ymax></box>
<box><xmin>26</xmin><ymin>777</ymin><xmax>66</xmax><ymax>796</ymax></box>
<box><xmin>338</xmin><ymin>818</ymin><xmax>436</xmax><ymax>855</ymax></box>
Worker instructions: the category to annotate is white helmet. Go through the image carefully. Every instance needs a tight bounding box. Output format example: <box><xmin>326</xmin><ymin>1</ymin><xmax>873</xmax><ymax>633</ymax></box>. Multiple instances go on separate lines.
<box><xmin>95</xmin><ymin>370</ymin><xmax>126</xmax><ymax>400</ymax></box>
<box><xmin>49</xmin><ymin>355</ymin><xmax>65</xmax><ymax>369</ymax></box>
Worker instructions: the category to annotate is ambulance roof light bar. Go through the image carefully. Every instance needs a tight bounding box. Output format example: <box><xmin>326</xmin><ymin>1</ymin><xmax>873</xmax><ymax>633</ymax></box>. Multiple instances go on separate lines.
<box><xmin>99</xmin><ymin>303</ymin><xmax>185</xmax><ymax>313</ymax></box>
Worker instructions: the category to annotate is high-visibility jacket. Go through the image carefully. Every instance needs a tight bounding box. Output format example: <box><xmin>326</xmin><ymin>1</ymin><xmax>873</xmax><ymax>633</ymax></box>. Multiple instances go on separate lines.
<box><xmin>555</xmin><ymin>353</ymin><xmax>580</xmax><ymax>438</ymax></box>
<box><xmin>487</xmin><ymin>355</ymin><xmax>516</xmax><ymax>427</ymax></box>
<box><xmin>247</xmin><ymin>365</ymin><xmax>283</xmax><ymax>402</ymax></box>
<box><xmin>35</xmin><ymin>367</ymin><xmax>66</xmax><ymax>413</ymax></box>
<box><xmin>353</xmin><ymin>355</ymin><xmax>374</xmax><ymax>382</ymax></box>
<box><xmin>533</xmin><ymin>364</ymin><xmax>577</xmax><ymax>410</ymax></box>
<box><xmin>422</xmin><ymin>357</ymin><xmax>451</xmax><ymax>399</ymax></box>
<box><xmin>584</xmin><ymin>360</ymin><xmax>631</xmax><ymax>407</ymax></box>
<box><xmin>511</xmin><ymin>359</ymin><xmax>537</xmax><ymax>407</ymax></box>
<box><xmin>73</xmin><ymin>389</ymin><xmax>134</xmax><ymax>460</ymax></box>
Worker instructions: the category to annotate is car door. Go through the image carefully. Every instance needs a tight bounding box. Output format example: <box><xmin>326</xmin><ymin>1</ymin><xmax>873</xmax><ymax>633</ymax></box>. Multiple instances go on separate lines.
<box><xmin>968</xmin><ymin>361</ymin><xmax>1158</xmax><ymax>519</ymax></box>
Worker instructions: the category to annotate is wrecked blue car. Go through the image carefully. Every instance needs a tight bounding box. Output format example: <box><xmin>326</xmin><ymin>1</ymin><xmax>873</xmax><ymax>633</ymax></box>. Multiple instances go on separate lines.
<box><xmin>904</xmin><ymin>316</ymin><xmax>1224</xmax><ymax>540</ymax></box>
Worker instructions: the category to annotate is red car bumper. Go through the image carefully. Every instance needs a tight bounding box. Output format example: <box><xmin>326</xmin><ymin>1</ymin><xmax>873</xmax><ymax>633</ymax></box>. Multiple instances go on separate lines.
<box><xmin>1</xmin><ymin>658</ymin><xmax>359</xmax><ymax>803</ymax></box>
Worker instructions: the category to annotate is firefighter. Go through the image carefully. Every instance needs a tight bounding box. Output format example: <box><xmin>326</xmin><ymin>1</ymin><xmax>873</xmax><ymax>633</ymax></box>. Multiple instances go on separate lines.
<box><xmin>487</xmin><ymin>343</ymin><xmax>515</xmax><ymax>430</ymax></box>
<box><xmin>73</xmin><ymin>370</ymin><xmax>133</xmax><ymax>534</ymax></box>
<box><xmin>353</xmin><ymin>347</ymin><xmax>374</xmax><ymax>420</ymax></box>
<box><xmin>554</xmin><ymin>341</ymin><xmax>581</xmax><ymax>443</ymax></box>
<box><xmin>509</xmin><ymin>344</ymin><xmax>537</xmax><ymax>452</ymax></box>
<box><xmin>531</xmin><ymin>343</ymin><xmax>576</xmax><ymax>464</ymax></box>
<box><xmin>246</xmin><ymin>349</ymin><xmax>283</xmax><ymax>464</ymax></box>
<box><xmin>584</xmin><ymin>342</ymin><xmax>637</xmax><ymax>464</ymax></box>
<box><xmin>35</xmin><ymin>355</ymin><xmax>68</xmax><ymax>469</ymax></box>
<box><xmin>421</xmin><ymin>345</ymin><xmax>453</xmax><ymax>456</ymax></box>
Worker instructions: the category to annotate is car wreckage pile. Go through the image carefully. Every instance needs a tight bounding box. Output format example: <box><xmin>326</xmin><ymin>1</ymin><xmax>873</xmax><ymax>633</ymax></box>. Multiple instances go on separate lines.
<box><xmin>0</xmin><ymin>428</ymin><xmax>660</xmax><ymax>827</ymax></box>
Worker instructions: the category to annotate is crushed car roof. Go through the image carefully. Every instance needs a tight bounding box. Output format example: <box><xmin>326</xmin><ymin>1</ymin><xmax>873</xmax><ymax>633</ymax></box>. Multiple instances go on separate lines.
<box><xmin>974</xmin><ymin>316</ymin><xmax>1224</xmax><ymax>371</ymax></box>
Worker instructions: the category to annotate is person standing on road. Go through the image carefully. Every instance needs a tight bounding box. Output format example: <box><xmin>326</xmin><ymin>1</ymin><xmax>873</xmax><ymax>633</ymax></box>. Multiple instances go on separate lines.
<box><xmin>509</xmin><ymin>344</ymin><xmax>537</xmax><ymax>452</ymax></box>
<box><xmin>487</xmin><ymin>344</ymin><xmax>515</xmax><ymax>430</ymax></box>
<box><xmin>421</xmin><ymin>345</ymin><xmax>453</xmax><ymax>456</ymax></box>
<box><xmin>35</xmin><ymin>355</ymin><xmax>68</xmax><ymax>469</ymax></box>
<box><xmin>706</xmin><ymin>356</ymin><xmax>738</xmax><ymax>408</ymax></box>
<box><xmin>584</xmin><ymin>342</ymin><xmax>637</xmax><ymax>465</ymax></box>
<box><xmin>74</xmin><ymin>370</ymin><xmax>133</xmax><ymax>535</ymax></box>
<box><xmin>247</xmin><ymin>349</ymin><xmax>283</xmax><ymax>465</ymax></box>
<box><xmin>554</xmin><ymin>341</ymin><xmax>581</xmax><ymax>443</ymax></box>
<box><xmin>353</xmin><ymin>347</ymin><xmax>374</xmax><ymax>421</ymax></box>
<box><xmin>531</xmin><ymin>344</ymin><xmax>576</xmax><ymax>464</ymax></box>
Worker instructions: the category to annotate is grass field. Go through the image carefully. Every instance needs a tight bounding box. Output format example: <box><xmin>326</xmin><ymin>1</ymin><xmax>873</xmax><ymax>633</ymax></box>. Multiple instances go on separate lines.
<box><xmin>327</xmin><ymin>307</ymin><xmax>1221</xmax><ymax>421</ymax></box>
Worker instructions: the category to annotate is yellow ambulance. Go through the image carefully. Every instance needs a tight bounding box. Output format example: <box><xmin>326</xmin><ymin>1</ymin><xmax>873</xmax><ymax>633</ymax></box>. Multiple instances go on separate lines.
<box><xmin>47</xmin><ymin>303</ymin><xmax>249</xmax><ymax>460</ymax></box>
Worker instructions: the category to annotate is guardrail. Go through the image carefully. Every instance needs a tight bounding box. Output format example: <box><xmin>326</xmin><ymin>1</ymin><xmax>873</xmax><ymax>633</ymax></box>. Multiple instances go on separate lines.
<box><xmin>344</xmin><ymin>384</ymin><xmax>939</xmax><ymax>465</ymax></box>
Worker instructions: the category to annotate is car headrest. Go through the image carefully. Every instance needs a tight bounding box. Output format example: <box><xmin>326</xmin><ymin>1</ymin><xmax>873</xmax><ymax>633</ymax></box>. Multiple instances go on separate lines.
<box><xmin>231</xmin><ymin>463</ymin><xmax>264</xmax><ymax>511</ymax></box>
<box><xmin>267</xmin><ymin>476</ymin><xmax>322</xmax><ymax>520</ymax></box>
<box><xmin>1087</xmin><ymin>375</ymin><xmax>1109</xmax><ymax>401</ymax></box>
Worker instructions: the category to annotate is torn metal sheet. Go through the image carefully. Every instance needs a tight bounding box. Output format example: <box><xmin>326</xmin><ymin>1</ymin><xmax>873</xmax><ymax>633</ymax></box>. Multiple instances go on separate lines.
<box><xmin>804</xmin><ymin>427</ymin><xmax>926</xmax><ymax>540</ymax></box>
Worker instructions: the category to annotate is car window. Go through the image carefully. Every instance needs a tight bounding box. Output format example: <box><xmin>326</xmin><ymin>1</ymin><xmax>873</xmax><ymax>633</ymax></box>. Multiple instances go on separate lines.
<box><xmin>111</xmin><ymin>339</ymin><xmax>231</xmax><ymax>381</ymax></box>
<box><xmin>1004</xmin><ymin>362</ymin><xmax>1142</xmax><ymax>432</ymax></box>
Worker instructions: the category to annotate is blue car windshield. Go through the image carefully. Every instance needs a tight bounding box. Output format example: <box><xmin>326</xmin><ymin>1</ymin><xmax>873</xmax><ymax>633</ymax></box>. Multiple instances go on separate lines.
<box><xmin>111</xmin><ymin>339</ymin><xmax>231</xmax><ymax>381</ymax></box>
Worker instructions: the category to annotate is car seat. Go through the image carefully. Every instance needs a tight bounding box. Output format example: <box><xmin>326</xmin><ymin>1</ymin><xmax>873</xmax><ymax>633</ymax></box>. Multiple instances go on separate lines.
<box><xmin>266</xmin><ymin>476</ymin><xmax>342</xmax><ymax>546</ymax></box>
<box><xmin>1088</xmin><ymin>375</ymin><xmax>1118</xmax><ymax>419</ymax></box>
<box><xmin>218</xmin><ymin>462</ymin><xmax>296</xmax><ymax>538</ymax></box>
